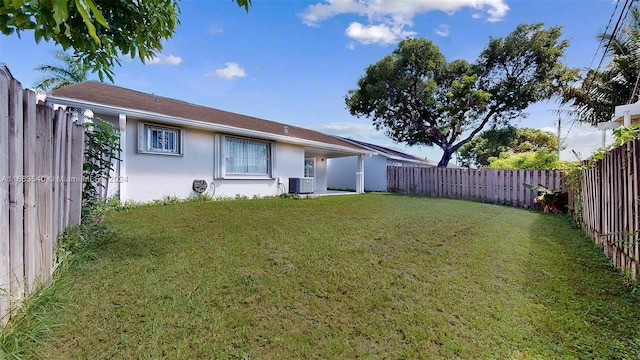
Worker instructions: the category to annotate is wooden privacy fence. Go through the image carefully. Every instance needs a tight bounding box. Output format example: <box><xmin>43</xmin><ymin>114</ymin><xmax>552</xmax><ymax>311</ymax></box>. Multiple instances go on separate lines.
<box><xmin>387</xmin><ymin>167</ymin><xmax>565</xmax><ymax>208</ymax></box>
<box><xmin>578</xmin><ymin>138</ymin><xmax>639</xmax><ymax>279</ymax></box>
<box><xmin>0</xmin><ymin>65</ymin><xmax>84</xmax><ymax>325</ymax></box>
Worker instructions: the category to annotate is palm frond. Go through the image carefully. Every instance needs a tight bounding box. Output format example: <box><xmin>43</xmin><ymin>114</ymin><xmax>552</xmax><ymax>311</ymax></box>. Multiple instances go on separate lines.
<box><xmin>33</xmin><ymin>50</ymin><xmax>91</xmax><ymax>92</ymax></box>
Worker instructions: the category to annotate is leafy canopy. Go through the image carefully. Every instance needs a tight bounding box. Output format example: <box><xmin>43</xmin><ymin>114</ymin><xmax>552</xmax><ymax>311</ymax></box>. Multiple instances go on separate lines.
<box><xmin>346</xmin><ymin>23</ymin><xmax>577</xmax><ymax>167</ymax></box>
<box><xmin>563</xmin><ymin>6</ymin><xmax>640</xmax><ymax>125</ymax></box>
<box><xmin>458</xmin><ymin>126</ymin><xmax>559</xmax><ymax>167</ymax></box>
<box><xmin>0</xmin><ymin>0</ymin><xmax>252</xmax><ymax>81</ymax></box>
<box><xmin>486</xmin><ymin>148</ymin><xmax>574</xmax><ymax>170</ymax></box>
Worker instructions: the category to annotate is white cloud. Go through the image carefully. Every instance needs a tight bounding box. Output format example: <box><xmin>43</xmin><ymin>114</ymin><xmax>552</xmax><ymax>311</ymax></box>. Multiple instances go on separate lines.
<box><xmin>210</xmin><ymin>62</ymin><xmax>247</xmax><ymax>80</ymax></box>
<box><xmin>209</xmin><ymin>24</ymin><xmax>224</xmax><ymax>34</ymax></box>
<box><xmin>148</xmin><ymin>54</ymin><xmax>183</xmax><ymax>66</ymax></box>
<box><xmin>312</xmin><ymin>121</ymin><xmax>441</xmax><ymax>161</ymax></box>
<box><xmin>539</xmin><ymin>123</ymin><xmax>611</xmax><ymax>161</ymax></box>
<box><xmin>312</xmin><ymin>121</ymin><xmax>381</xmax><ymax>140</ymax></box>
<box><xmin>302</xmin><ymin>0</ymin><xmax>508</xmax><ymax>45</ymax></box>
<box><xmin>345</xmin><ymin>22</ymin><xmax>416</xmax><ymax>45</ymax></box>
<box><xmin>435</xmin><ymin>24</ymin><xmax>450</xmax><ymax>37</ymax></box>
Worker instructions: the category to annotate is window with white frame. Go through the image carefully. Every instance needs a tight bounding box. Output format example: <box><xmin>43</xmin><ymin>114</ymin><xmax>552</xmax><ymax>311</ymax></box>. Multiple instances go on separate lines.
<box><xmin>224</xmin><ymin>137</ymin><xmax>271</xmax><ymax>176</ymax></box>
<box><xmin>138</xmin><ymin>123</ymin><xmax>183</xmax><ymax>155</ymax></box>
<box><xmin>304</xmin><ymin>158</ymin><xmax>315</xmax><ymax>177</ymax></box>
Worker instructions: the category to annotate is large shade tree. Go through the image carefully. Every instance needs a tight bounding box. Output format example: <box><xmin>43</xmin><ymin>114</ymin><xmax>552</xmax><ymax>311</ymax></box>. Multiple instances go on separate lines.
<box><xmin>0</xmin><ymin>0</ymin><xmax>252</xmax><ymax>80</ymax></box>
<box><xmin>458</xmin><ymin>126</ymin><xmax>559</xmax><ymax>167</ymax></box>
<box><xmin>346</xmin><ymin>23</ymin><xmax>578</xmax><ymax>167</ymax></box>
<box><xmin>565</xmin><ymin>6</ymin><xmax>640</xmax><ymax>125</ymax></box>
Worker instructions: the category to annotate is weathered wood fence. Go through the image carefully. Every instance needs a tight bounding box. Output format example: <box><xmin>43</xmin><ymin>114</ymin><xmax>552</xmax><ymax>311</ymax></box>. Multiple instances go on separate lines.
<box><xmin>0</xmin><ymin>65</ymin><xmax>84</xmax><ymax>324</ymax></box>
<box><xmin>578</xmin><ymin>139</ymin><xmax>639</xmax><ymax>279</ymax></box>
<box><xmin>387</xmin><ymin>167</ymin><xmax>565</xmax><ymax>208</ymax></box>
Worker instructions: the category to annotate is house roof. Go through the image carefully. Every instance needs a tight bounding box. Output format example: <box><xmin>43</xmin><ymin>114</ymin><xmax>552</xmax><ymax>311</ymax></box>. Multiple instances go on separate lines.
<box><xmin>337</xmin><ymin>137</ymin><xmax>436</xmax><ymax>166</ymax></box>
<box><xmin>48</xmin><ymin>81</ymin><xmax>364</xmax><ymax>153</ymax></box>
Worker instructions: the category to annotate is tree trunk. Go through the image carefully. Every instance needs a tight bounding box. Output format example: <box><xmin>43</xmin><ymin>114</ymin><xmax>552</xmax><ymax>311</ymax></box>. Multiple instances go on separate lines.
<box><xmin>438</xmin><ymin>150</ymin><xmax>454</xmax><ymax>168</ymax></box>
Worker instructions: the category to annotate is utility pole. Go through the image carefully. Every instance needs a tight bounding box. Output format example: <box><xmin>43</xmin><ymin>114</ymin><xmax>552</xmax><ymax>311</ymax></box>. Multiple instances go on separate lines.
<box><xmin>548</xmin><ymin>108</ymin><xmax>575</xmax><ymax>156</ymax></box>
<box><xmin>556</xmin><ymin>113</ymin><xmax>562</xmax><ymax>155</ymax></box>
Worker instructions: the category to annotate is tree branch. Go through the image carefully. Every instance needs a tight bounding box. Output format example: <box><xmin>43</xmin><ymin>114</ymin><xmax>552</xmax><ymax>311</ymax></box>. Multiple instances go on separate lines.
<box><xmin>451</xmin><ymin>106</ymin><xmax>501</xmax><ymax>152</ymax></box>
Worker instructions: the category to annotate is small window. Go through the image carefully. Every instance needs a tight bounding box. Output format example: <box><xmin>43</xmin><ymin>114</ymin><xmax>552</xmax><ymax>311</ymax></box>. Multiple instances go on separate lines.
<box><xmin>223</xmin><ymin>136</ymin><xmax>271</xmax><ymax>176</ymax></box>
<box><xmin>138</xmin><ymin>123</ymin><xmax>183</xmax><ymax>155</ymax></box>
<box><xmin>304</xmin><ymin>158</ymin><xmax>315</xmax><ymax>177</ymax></box>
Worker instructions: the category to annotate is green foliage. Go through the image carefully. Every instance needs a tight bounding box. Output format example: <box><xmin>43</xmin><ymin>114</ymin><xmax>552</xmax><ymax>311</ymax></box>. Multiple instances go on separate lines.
<box><xmin>57</xmin><ymin>222</ymin><xmax>118</xmax><ymax>270</ymax></box>
<box><xmin>346</xmin><ymin>23</ymin><xmax>578</xmax><ymax>167</ymax></box>
<box><xmin>459</xmin><ymin>126</ymin><xmax>559</xmax><ymax>167</ymax></box>
<box><xmin>82</xmin><ymin>118</ymin><xmax>121</xmax><ymax>222</ymax></box>
<box><xmin>523</xmin><ymin>183</ymin><xmax>568</xmax><ymax>213</ymax></box>
<box><xmin>486</xmin><ymin>148</ymin><xmax>575</xmax><ymax>170</ymax></box>
<box><xmin>563</xmin><ymin>7</ymin><xmax>640</xmax><ymax>125</ymax></box>
<box><xmin>33</xmin><ymin>50</ymin><xmax>91</xmax><ymax>92</ymax></box>
<box><xmin>0</xmin><ymin>215</ymin><xmax>119</xmax><ymax>359</ymax></box>
<box><xmin>580</xmin><ymin>125</ymin><xmax>640</xmax><ymax>167</ymax></box>
<box><xmin>0</xmin><ymin>0</ymin><xmax>251</xmax><ymax>81</ymax></box>
<box><xmin>0</xmin><ymin>278</ymin><xmax>68</xmax><ymax>359</ymax></box>
<box><xmin>612</xmin><ymin>124</ymin><xmax>640</xmax><ymax>147</ymax></box>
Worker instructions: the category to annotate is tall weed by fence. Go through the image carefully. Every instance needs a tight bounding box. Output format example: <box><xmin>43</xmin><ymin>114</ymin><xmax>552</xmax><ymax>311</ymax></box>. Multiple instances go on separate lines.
<box><xmin>577</xmin><ymin>139</ymin><xmax>639</xmax><ymax>279</ymax></box>
<box><xmin>387</xmin><ymin>167</ymin><xmax>565</xmax><ymax>208</ymax></box>
<box><xmin>0</xmin><ymin>65</ymin><xmax>84</xmax><ymax>325</ymax></box>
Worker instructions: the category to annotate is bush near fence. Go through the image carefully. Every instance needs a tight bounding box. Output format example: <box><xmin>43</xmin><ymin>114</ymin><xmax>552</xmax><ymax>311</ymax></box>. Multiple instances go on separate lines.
<box><xmin>0</xmin><ymin>65</ymin><xmax>84</xmax><ymax>325</ymax></box>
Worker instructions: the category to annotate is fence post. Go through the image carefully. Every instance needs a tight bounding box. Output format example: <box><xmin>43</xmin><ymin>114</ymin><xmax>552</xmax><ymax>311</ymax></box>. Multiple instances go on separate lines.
<box><xmin>34</xmin><ymin>105</ymin><xmax>54</xmax><ymax>281</ymax></box>
<box><xmin>23</xmin><ymin>89</ymin><xmax>38</xmax><ymax>293</ymax></box>
<box><xmin>68</xmin><ymin>120</ymin><xmax>84</xmax><ymax>226</ymax></box>
<box><xmin>8</xmin><ymin>78</ymin><xmax>24</xmax><ymax>306</ymax></box>
<box><xmin>0</xmin><ymin>65</ymin><xmax>11</xmax><ymax>324</ymax></box>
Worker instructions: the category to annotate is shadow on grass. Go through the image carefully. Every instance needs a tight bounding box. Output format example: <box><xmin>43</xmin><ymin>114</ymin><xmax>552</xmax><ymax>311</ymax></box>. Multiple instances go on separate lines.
<box><xmin>524</xmin><ymin>213</ymin><xmax>640</xmax><ymax>358</ymax></box>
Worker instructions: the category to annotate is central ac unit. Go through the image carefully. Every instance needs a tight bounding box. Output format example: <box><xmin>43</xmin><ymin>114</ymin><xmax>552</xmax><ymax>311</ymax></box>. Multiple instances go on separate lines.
<box><xmin>289</xmin><ymin>177</ymin><xmax>314</xmax><ymax>194</ymax></box>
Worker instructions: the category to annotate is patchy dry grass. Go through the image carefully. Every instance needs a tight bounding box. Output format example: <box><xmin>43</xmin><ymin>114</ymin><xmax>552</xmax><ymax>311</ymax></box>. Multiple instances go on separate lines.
<box><xmin>39</xmin><ymin>194</ymin><xmax>640</xmax><ymax>359</ymax></box>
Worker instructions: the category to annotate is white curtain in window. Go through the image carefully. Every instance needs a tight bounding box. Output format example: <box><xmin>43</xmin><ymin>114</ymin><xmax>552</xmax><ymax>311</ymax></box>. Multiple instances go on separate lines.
<box><xmin>225</xmin><ymin>138</ymin><xmax>268</xmax><ymax>175</ymax></box>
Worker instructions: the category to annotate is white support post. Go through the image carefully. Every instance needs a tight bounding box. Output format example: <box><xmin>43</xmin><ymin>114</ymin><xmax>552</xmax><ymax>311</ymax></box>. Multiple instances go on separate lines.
<box><xmin>356</xmin><ymin>154</ymin><xmax>365</xmax><ymax>194</ymax></box>
<box><xmin>118</xmin><ymin>113</ymin><xmax>127</xmax><ymax>203</ymax></box>
<box><xmin>624</xmin><ymin>110</ymin><xmax>631</xmax><ymax>127</ymax></box>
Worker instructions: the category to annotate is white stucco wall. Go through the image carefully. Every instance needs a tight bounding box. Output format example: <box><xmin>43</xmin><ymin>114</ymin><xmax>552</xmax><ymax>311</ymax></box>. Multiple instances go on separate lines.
<box><xmin>122</xmin><ymin>118</ymin><xmax>215</xmax><ymax>202</ymax></box>
<box><xmin>327</xmin><ymin>156</ymin><xmax>357</xmax><ymax>191</ymax></box>
<box><xmin>329</xmin><ymin>155</ymin><xmax>408</xmax><ymax>192</ymax></box>
<box><xmin>94</xmin><ymin>116</ymin><xmax>310</xmax><ymax>202</ymax></box>
<box><xmin>364</xmin><ymin>155</ymin><xmax>390</xmax><ymax>192</ymax></box>
<box><xmin>88</xmin><ymin>110</ymin><xmax>344</xmax><ymax>202</ymax></box>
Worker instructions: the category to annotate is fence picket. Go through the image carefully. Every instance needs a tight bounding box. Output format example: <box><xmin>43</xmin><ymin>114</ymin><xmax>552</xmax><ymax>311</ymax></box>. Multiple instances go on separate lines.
<box><xmin>0</xmin><ymin>66</ymin><xmax>10</xmax><ymax>324</ymax></box>
<box><xmin>8</xmin><ymin>78</ymin><xmax>24</xmax><ymax>305</ymax></box>
<box><xmin>0</xmin><ymin>65</ymin><xmax>83</xmax><ymax>324</ymax></box>
<box><xmin>386</xmin><ymin>167</ymin><xmax>566</xmax><ymax>209</ymax></box>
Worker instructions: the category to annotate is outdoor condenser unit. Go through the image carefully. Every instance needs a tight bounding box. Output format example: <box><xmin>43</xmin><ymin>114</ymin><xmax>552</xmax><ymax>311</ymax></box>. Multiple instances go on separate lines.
<box><xmin>289</xmin><ymin>177</ymin><xmax>314</xmax><ymax>194</ymax></box>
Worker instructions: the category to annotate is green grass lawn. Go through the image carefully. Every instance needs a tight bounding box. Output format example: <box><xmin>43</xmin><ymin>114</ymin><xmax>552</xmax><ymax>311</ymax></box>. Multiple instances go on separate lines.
<box><xmin>39</xmin><ymin>194</ymin><xmax>640</xmax><ymax>359</ymax></box>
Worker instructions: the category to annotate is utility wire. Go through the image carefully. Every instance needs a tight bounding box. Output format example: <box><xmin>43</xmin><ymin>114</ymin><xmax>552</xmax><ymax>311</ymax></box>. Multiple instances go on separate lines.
<box><xmin>594</xmin><ymin>0</ymin><xmax>634</xmax><ymax>74</ymax></box>
<box><xmin>587</xmin><ymin>0</ymin><xmax>622</xmax><ymax>72</ymax></box>
<box><xmin>584</xmin><ymin>0</ymin><xmax>634</xmax><ymax>95</ymax></box>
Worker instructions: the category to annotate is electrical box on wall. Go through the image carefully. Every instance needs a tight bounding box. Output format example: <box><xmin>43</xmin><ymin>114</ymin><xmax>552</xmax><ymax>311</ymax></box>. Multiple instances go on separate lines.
<box><xmin>289</xmin><ymin>177</ymin><xmax>314</xmax><ymax>194</ymax></box>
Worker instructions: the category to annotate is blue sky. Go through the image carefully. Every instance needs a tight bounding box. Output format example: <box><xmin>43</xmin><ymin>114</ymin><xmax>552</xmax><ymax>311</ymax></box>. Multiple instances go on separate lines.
<box><xmin>0</xmin><ymin>0</ymin><xmax>622</xmax><ymax>163</ymax></box>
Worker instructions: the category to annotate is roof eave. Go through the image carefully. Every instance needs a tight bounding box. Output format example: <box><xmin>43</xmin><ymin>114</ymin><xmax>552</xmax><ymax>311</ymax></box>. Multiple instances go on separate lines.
<box><xmin>339</xmin><ymin>137</ymin><xmax>428</xmax><ymax>163</ymax></box>
<box><xmin>46</xmin><ymin>95</ymin><xmax>372</xmax><ymax>156</ymax></box>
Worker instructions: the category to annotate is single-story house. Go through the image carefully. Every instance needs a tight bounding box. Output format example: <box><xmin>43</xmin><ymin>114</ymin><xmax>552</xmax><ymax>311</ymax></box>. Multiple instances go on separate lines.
<box><xmin>46</xmin><ymin>82</ymin><xmax>371</xmax><ymax>202</ymax></box>
<box><xmin>327</xmin><ymin>137</ymin><xmax>436</xmax><ymax>192</ymax></box>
